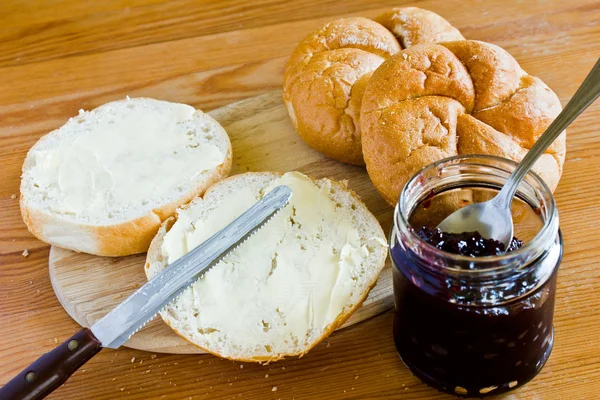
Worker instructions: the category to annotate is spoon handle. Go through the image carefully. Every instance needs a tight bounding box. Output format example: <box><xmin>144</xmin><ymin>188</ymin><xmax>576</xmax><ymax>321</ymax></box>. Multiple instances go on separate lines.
<box><xmin>495</xmin><ymin>58</ymin><xmax>600</xmax><ymax>208</ymax></box>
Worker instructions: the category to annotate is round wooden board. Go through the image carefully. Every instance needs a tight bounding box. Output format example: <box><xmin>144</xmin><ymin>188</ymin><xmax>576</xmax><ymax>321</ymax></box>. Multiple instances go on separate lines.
<box><xmin>49</xmin><ymin>90</ymin><xmax>395</xmax><ymax>354</ymax></box>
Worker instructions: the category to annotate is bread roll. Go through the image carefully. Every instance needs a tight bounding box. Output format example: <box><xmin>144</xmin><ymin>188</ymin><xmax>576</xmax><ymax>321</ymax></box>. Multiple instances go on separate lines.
<box><xmin>20</xmin><ymin>98</ymin><xmax>232</xmax><ymax>256</ymax></box>
<box><xmin>375</xmin><ymin>6</ymin><xmax>464</xmax><ymax>47</ymax></box>
<box><xmin>361</xmin><ymin>41</ymin><xmax>565</xmax><ymax>205</ymax></box>
<box><xmin>145</xmin><ymin>171</ymin><xmax>387</xmax><ymax>362</ymax></box>
<box><xmin>282</xmin><ymin>7</ymin><xmax>464</xmax><ymax>166</ymax></box>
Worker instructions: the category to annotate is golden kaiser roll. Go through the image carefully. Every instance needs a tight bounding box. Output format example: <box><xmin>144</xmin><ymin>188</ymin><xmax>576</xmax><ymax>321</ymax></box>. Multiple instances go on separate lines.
<box><xmin>282</xmin><ymin>7</ymin><xmax>464</xmax><ymax>166</ymax></box>
<box><xmin>361</xmin><ymin>40</ymin><xmax>566</xmax><ymax>205</ymax></box>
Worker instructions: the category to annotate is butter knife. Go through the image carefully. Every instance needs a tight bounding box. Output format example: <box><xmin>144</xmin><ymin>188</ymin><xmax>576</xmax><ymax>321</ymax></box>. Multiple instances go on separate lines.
<box><xmin>0</xmin><ymin>185</ymin><xmax>292</xmax><ymax>400</ymax></box>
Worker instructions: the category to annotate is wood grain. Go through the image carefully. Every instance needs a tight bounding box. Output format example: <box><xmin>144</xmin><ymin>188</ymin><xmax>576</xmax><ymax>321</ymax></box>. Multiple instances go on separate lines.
<box><xmin>1</xmin><ymin>0</ymin><xmax>600</xmax><ymax>399</ymax></box>
<box><xmin>0</xmin><ymin>0</ymin><xmax>409</xmax><ymax>67</ymax></box>
<box><xmin>48</xmin><ymin>91</ymin><xmax>395</xmax><ymax>354</ymax></box>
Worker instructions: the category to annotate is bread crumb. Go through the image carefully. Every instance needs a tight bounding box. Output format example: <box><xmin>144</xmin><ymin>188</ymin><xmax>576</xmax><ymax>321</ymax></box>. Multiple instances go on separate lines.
<box><xmin>131</xmin><ymin>357</ymin><xmax>135</xmax><ymax>363</ymax></box>
<box><xmin>151</xmin><ymin>354</ymin><xmax>157</xmax><ymax>359</ymax></box>
<box><xmin>113</xmin><ymin>294</ymin><xmax>122</xmax><ymax>300</ymax></box>
<box><xmin>355</xmin><ymin>376</ymin><xmax>359</xmax><ymax>380</ymax></box>
<box><xmin>272</xmin><ymin>386</ymin><xmax>278</xmax><ymax>392</ymax></box>
<box><xmin>145</xmin><ymin>370</ymin><xmax>150</xmax><ymax>373</ymax></box>
<box><xmin>326</xmin><ymin>342</ymin><xmax>331</xmax><ymax>348</ymax></box>
<box><xmin>22</xmin><ymin>249</ymin><xmax>29</xmax><ymax>257</ymax></box>
<box><xmin>265</xmin><ymin>374</ymin><xmax>269</xmax><ymax>378</ymax></box>
<box><xmin>11</xmin><ymin>194</ymin><xmax>17</xmax><ymax>199</ymax></box>
<box><xmin>54</xmin><ymin>338</ymin><xmax>58</xmax><ymax>344</ymax></box>
<box><xmin>198</xmin><ymin>360</ymin><xmax>203</xmax><ymax>364</ymax></box>
<box><xmin>240</xmin><ymin>365</ymin><xmax>244</xmax><ymax>369</ymax></box>
<box><xmin>120</xmin><ymin>388</ymin><xmax>125</xmax><ymax>391</ymax></box>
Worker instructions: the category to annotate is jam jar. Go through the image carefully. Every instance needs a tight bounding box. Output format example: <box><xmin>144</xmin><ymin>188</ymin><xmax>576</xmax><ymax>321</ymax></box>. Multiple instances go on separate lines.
<box><xmin>390</xmin><ymin>155</ymin><xmax>562</xmax><ymax>397</ymax></box>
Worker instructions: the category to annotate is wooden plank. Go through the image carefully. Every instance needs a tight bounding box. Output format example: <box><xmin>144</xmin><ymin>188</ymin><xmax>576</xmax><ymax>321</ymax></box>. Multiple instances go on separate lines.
<box><xmin>0</xmin><ymin>0</ymin><xmax>403</xmax><ymax>67</ymax></box>
<box><xmin>0</xmin><ymin>0</ymin><xmax>166</xmax><ymax>29</ymax></box>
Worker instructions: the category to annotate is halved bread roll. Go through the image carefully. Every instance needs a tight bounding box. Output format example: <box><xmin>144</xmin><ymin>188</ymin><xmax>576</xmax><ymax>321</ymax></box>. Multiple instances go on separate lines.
<box><xmin>20</xmin><ymin>98</ymin><xmax>232</xmax><ymax>256</ymax></box>
<box><xmin>144</xmin><ymin>172</ymin><xmax>387</xmax><ymax>362</ymax></box>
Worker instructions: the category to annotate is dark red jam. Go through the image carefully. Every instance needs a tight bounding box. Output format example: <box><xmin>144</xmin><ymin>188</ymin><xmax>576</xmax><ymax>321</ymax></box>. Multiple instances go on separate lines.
<box><xmin>391</xmin><ymin>225</ymin><xmax>562</xmax><ymax>397</ymax></box>
<box><xmin>415</xmin><ymin>227</ymin><xmax>523</xmax><ymax>257</ymax></box>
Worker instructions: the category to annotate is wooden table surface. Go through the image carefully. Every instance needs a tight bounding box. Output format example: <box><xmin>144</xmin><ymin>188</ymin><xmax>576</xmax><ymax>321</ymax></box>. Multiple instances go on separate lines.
<box><xmin>1</xmin><ymin>1</ymin><xmax>599</xmax><ymax>399</ymax></box>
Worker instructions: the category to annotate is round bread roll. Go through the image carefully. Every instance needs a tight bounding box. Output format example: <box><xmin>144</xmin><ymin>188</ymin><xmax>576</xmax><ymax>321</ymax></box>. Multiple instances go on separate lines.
<box><xmin>20</xmin><ymin>98</ymin><xmax>232</xmax><ymax>256</ymax></box>
<box><xmin>282</xmin><ymin>7</ymin><xmax>464</xmax><ymax>166</ymax></box>
<box><xmin>145</xmin><ymin>171</ymin><xmax>387</xmax><ymax>362</ymax></box>
<box><xmin>361</xmin><ymin>40</ymin><xmax>566</xmax><ymax>205</ymax></box>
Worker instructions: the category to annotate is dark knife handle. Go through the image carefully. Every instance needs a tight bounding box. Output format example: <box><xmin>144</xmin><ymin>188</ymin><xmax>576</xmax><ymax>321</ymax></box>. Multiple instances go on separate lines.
<box><xmin>0</xmin><ymin>328</ymin><xmax>102</xmax><ymax>400</ymax></box>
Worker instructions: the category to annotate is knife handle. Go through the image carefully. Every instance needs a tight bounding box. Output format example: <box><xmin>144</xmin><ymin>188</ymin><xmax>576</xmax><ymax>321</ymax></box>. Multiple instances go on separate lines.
<box><xmin>0</xmin><ymin>328</ymin><xmax>102</xmax><ymax>400</ymax></box>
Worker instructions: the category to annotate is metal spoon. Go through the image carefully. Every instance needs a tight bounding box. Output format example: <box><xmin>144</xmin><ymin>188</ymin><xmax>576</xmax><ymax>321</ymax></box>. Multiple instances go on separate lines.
<box><xmin>437</xmin><ymin>58</ymin><xmax>600</xmax><ymax>249</ymax></box>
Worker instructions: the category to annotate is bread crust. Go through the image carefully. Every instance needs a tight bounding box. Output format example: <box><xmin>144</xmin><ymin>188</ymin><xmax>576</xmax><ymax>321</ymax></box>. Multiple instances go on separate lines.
<box><xmin>375</xmin><ymin>6</ymin><xmax>464</xmax><ymax>48</ymax></box>
<box><xmin>282</xmin><ymin>8</ymin><xmax>463</xmax><ymax>166</ymax></box>
<box><xmin>144</xmin><ymin>172</ymin><xmax>387</xmax><ymax>362</ymax></box>
<box><xmin>20</xmin><ymin>99</ymin><xmax>233</xmax><ymax>256</ymax></box>
<box><xmin>361</xmin><ymin>40</ymin><xmax>565</xmax><ymax>205</ymax></box>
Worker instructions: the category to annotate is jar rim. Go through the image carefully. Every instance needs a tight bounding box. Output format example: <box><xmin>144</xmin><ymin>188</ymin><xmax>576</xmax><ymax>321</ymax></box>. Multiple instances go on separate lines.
<box><xmin>395</xmin><ymin>154</ymin><xmax>559</xmax><ymax>274</ymax></box>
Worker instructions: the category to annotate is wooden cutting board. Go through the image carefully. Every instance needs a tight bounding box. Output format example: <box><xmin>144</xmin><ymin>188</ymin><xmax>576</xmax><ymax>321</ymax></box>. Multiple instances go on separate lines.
<box><xmin>48</xmin><ymin>90</ymin><xmax>395</xmax><ymax>354</ymax></box>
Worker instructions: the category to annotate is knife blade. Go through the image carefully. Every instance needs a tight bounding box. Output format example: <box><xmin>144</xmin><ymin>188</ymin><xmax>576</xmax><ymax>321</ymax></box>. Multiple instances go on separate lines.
<box><xmin>0</xmin><ymin>185</ymin><xmax>292</xmax><ymax>400</ymax></box>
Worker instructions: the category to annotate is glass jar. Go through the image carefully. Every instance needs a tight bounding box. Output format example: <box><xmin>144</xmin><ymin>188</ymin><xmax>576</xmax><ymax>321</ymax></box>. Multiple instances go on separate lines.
<box><xmin>390</xmin><ymin>155</ymin><xmax>562</xmax><ymax>397</ymax></box>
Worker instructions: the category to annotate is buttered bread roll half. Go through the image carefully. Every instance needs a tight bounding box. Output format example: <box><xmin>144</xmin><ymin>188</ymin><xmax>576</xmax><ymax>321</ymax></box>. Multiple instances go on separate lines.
<box><xmin>145</xmin><ymin>172</ymin><xmax>387</xmax><ymax>362</ymax></box>
<box><xmin>20</xmin><ymin>98</ymin><xmax>232</xmax><ymax>256</ymax></box>
<box><xmin>361</xmin><ymin>41</ymin><xmax>566</xmax><ymax>205</ymax></box>
<box><xmin>282</xmin><ymin>7</ymin><xmax>463</xmax><ymax>165</ymax></box>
